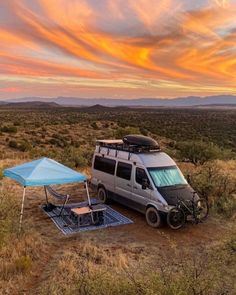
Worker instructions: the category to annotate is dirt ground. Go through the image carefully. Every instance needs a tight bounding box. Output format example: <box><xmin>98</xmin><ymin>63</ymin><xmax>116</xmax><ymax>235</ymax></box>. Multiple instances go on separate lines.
<box><xmin>8</xmin><ymin>182</ymin><xmax>233</xmax><ymax>295</ymax></box>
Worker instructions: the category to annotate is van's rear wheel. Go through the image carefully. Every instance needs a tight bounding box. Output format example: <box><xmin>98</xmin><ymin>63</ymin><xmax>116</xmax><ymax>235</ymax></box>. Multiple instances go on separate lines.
<box><xmin>145</xmin><ymin>207</ymin><xmax>163</xmax><ymax>228</ymax></box>
<box><xmin>97</xmin><ymin>187</ymin><xmax>108</xmax><ymax>204</ymax></box>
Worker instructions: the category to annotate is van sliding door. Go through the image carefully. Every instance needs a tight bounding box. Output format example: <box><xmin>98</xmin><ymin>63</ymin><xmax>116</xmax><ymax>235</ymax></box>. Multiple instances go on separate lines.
<box><xmin>115</xmin><ymin>161</ymin><xmax>133</xmax><ymax>205</ymax></box>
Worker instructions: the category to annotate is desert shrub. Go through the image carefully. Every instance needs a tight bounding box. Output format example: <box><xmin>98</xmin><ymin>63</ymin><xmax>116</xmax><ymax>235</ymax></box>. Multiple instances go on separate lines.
<box><xmin>8</xmin><ymin>140</ymin><xmax>18</xmax><ymax>149</ymax></box>
<box><xmin>71</xmin><ymin>140</ymin><xmax>80</xmax><ymax>148</ymax></box>
<box><xmin>177</xmin><ymin>141</ymin><xmax>223</xmax><ymax>165</ymax></box>
<box><xmin>8</xmin><ymin>140</ymin><xmax>31</xmax><ymax>152</ymax></box>
<box><xmin>56</xmin><ymin>147</ymin><xmax>93</xmax><ymax>168</ymax></box>
<box><xmin>73</xmin><ymin>154</ymin><xmax>88</xmax><ymax>168</ymax></box>
<box><xmin>115</xmin><ymin>127</ymin><xmax>140</xmax><ymax>138</ymax></box>
<box><xmin>15</xmin><ymin>255</ymin><xmax>32</xmax><ymax>273</ymax></box>
<box><xmin>139</xmin><ymin>127</ymin><xmax>148</xmax><ymax>136</ymax></box>
<box><xmin>18</xmin><ymin>141</ymin><xmax>31</xmax><ymax>152</ymax></box>
<box><xmin>0</xmin><ymin>125</ymin><xmax>17</xmax><ymax>133</ymax></box>
<box><xmin>91</xmin><ymin>122</ymin><xmax>99</xmax><ymax>130</ymax></box>
<box><xmin>189</xmin><ymin>163</ymin><xmax>236</xmax><ymax>217</ymax></box>
<box><xmin>48</xmin><ymin>134</ymin><xmax>68</xmax><ymax>148</ymax></box>
<box><xmin>103</xmin><ymin>122</ymin><xmax>110</xmax><ymax>128</ymax></box>
<box><xmin>167</xmin><ymin>140</ymin><xmax>177</xmax><ymax>149</ymax></box>
<box><xmin>48</xmin><ymin>138</ymin><xmax>61</xmax><ymax>146</ymax></box>
<box><xmin>228</xmin><ymin>238</ymin><xmax>236</xmax><ymax>252</ymax></box>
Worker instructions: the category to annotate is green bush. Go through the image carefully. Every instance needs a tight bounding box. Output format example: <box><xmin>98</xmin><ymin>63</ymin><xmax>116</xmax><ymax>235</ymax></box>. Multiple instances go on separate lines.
<box><xmin>0</xmin><ymin>125</ymin><xmax>17</xmax><ymax>133</ymax></box>
<box><xmin>115</xmin><ymin>127</ymin><xmax>140</xmax><ymax>138</ymax></box>
<box><xmin>8</xmin><ymin>140</ymin><xmax>31</xmax><ymax>152</ymax></box>
<box><xmin>18</xmin><ymin>141</ymin><xmax>31</xmax><ymax>152</ymax></box>
<box><xmin>177</xmin><ymin>141</ymin><xmax>223</xmax><ymax>165</ymax></box>
<box><xmin>91</xmin><ymin>122</ymin><xmax>99</xmax><ymax>130</ymax></box>
<box><xmin>228</xmin><ymin>238</ymin><xmax>236</xmax><ymax>252</ymax></box>
<box><xmin>189</xmin><ymin>163</ymin><xmax>236</xmax><ymax>217</ymax></box>
<box><xmin>8</xmin><ymin>140</ymin><xmax>18</xmax><ymax>149</ymax></box>
<box><xmin>139</xmin><ymin>127</ymin><xmax>148</xmax><ymax>136</ymax></box>
<box><xmin>74</xmin><ymin>154</ymin><xmax>89</xmax><ymax>168</ymax></box>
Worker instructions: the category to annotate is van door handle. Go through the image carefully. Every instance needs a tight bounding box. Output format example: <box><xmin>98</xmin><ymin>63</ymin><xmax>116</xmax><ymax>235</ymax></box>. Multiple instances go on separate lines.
<box><xmin>127</xmin><ymin>184</ymin><xmax>131</xmax><ymax>187</ymax></box>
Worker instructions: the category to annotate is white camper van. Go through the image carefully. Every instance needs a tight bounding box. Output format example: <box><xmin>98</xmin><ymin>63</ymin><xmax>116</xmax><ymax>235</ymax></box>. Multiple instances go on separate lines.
<box><xmin>90</xmin><ymin>135</ymin><xmax>199</xmax><ymax>228</ymax></box>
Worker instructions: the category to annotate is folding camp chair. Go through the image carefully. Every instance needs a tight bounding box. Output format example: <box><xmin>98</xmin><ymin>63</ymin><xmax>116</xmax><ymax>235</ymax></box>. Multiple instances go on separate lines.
<box><xmin>44</xmin><ymin>185</ymin><xmax>70</xmax><ymax>216</ymax></box>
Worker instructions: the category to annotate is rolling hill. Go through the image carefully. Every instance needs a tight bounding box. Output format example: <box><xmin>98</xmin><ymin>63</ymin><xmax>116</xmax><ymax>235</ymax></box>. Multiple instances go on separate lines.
<box><xmin>0</xmin><ymin>95</ymin><xmax>236</xmax><ymax>107</ymax></box>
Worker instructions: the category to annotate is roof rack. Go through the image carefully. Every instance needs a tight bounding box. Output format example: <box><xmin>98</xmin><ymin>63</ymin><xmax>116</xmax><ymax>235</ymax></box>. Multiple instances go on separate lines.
<box><xmin>96</xmin><ymin>135</ymin><xmax>160</xmax><ymax>155</ymax></box>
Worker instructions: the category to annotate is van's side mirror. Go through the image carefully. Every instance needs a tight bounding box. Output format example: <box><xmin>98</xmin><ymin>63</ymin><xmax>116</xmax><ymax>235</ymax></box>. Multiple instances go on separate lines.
<box><xmin>142</xmin><ymin>178</ymin><xmax>148</xmax><ymax>190</ymax></box>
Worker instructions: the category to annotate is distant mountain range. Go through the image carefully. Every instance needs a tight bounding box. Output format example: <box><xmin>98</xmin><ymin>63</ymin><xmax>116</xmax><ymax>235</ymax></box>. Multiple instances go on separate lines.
<box><xmin>0</xmin><ymin>95</ymin><xmax>236</xmax><ymax>107</ymax></box>
<box><xmin>0</xmin><ymin>101</ymin><xmax>60</xmax><ymax>108</ymax></box>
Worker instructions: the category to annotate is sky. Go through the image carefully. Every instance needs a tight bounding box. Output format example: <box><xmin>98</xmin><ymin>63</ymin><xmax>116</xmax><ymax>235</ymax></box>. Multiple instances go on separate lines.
<box><xmin>0</xmin><ymin>0</ymin><xmax>236</xmax><ymax>100</ymax></box>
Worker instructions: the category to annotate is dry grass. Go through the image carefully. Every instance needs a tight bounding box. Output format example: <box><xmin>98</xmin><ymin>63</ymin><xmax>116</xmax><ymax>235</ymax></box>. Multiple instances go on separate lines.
<box><xmin>38</xmin><ymin>240</ymin><xmax>236</xmax><ymax>295</ymax></box>
<box><xmin>0</xmin><ymin>187</ymin><xmax>49</xmax><ymax>295</ymax></box>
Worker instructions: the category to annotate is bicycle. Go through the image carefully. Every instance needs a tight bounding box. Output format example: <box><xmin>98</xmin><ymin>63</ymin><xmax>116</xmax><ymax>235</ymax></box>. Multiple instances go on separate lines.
<box><xmin>167</xmin><ymin>192</ymin><xmax>209</xmax><ymax>230</ymax></box>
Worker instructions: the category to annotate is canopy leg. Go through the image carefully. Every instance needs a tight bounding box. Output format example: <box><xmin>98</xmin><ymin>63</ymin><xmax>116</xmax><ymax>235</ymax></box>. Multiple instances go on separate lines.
<box><xmin>85</xmin><ymin>181</ymin><xmax>91</xmax><ymax>206</ymax></box>
<box><xmin>84</xmin><ymin>181</ymin><xmax>94</xmax><ymax>223</ymax></box>
<box><xmin>19</xmin><ymin>187</ymin><xmax>26</xmax><ymax>232</ymax></box>
<box><xmin>44</xmin><ymin>185</ymin><xmax>49</xmax><ymax>206</ymax></box>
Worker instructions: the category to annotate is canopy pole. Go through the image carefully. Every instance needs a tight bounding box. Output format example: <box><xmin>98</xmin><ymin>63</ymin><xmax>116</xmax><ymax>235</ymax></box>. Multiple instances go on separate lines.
<box><xmin>85</xmin><ymin>181</ymin><xmax>91</xmax><ymax>206</ymax></box>
<box><xmin>19</xmin><ymin>186</ymin><xmax>26</xmax><ymax>232</ymax></box>
<box><xmin>44</xmin><ymin>185</ymin><xmax>49</xmax><ymax>206</ymax></box>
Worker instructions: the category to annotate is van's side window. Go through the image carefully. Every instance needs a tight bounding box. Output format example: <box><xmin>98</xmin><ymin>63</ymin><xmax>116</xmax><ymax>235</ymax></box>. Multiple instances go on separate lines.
<box><xmin>136</xmin><ymin>168</ymin><xmax>150</xmax><ymax>185</ymax></box>
<box><xmin>116</xmin><ymin>162</ymin><xmax>132</xmax><ymax>180</ymax></box>
<box><xmin>94</xmin><ymin>156</ymin><xmax>116</xmax><ymax>175</ymax></box>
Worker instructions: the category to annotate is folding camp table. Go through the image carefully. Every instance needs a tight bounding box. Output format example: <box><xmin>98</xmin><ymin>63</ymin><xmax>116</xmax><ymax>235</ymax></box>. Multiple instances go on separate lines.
<box><xmin>70</xmin><ymin>204</ymin><xmax>107</xmax><ymax>227</ymax></box>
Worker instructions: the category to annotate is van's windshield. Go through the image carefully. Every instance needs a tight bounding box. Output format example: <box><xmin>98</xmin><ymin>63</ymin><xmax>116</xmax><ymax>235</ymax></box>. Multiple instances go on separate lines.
<box><xmin>148</xmin><ymin>166</ymin><xmax>187</xmax><ymax>188</ymax></box>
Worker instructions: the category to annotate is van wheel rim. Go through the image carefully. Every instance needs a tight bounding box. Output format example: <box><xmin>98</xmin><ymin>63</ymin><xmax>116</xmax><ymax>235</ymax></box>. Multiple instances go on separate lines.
<box><xmin>149</xmin><ymin>211</ymin><xmax>158</xmax><ymax>224</ymax></box>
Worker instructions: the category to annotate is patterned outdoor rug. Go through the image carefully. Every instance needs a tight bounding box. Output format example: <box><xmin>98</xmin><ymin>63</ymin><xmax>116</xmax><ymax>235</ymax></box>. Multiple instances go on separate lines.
<box><xmin>41</xmin><ymin>199</ymin><xmax>133</xmax><ymax>235</ymax></box>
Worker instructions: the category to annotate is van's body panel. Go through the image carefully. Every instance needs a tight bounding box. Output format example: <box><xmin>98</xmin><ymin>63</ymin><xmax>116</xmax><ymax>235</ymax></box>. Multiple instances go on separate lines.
<box><xmin>91</xmin><ymin>142</ymin><xmax>196</xmax><ymax>215</ymax></box>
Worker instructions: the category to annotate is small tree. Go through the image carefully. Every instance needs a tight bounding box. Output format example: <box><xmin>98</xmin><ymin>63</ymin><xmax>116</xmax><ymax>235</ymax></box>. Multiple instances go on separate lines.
<box><xmin>115</xmin><ymin>127</ymin><xmax>140</xmax><ymax>138</ymax></box>
<box><xmin>190</xmin><ymin>162</ymin><xmax>236</xmax><ymax>217</ymax></box>
<box><xmin>177</xmin><ymin>141</ymin><xmax>222</xmax><ymax>165</ymax></box>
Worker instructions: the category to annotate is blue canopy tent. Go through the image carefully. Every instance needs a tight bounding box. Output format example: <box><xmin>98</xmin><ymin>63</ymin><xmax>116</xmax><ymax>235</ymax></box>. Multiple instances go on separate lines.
<box><xmin>3</xmin><ymin>157</ymin><xmax>89</xmax><ymax>231</ymax></box>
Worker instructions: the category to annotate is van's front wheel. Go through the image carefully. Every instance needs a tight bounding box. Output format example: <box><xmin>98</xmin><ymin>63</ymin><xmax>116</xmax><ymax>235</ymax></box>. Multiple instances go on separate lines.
<box><xmin>97</xmin><ymin>187</ymin><xmax>108</xmax><ymax>204</ymax></box>
<box><xmin>145</xmin><ymin>207</ymin><xmax>163</xmax><ymax>228</ymax></box>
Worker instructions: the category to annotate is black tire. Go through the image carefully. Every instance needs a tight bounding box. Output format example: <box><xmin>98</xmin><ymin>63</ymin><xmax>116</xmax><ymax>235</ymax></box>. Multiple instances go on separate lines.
<box><xmin>145</xmin><ymin>207</ymin><xmax>163</xmax><ymax>228</ymax></box>
<box><xmin>97</xmin><ymin>186</ymin><xmax>108</xmax><ymax>204</ymax></box>
<box><xmin>167</xmin><ymin>207</ymin><xmax>185</xmax><ymax>230</ymax></box>
<box><xmin>195</xmin><ymin>198</ymin><xmax>209</xmax><ymax>222</ymax></box>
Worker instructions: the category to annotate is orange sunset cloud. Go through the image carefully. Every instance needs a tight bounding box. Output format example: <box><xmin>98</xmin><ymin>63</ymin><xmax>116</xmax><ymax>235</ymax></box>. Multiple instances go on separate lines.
<box><xmin>0</xmin><ymin>0</ymin><xmax>236</xmax><ymax>99</ymax></box>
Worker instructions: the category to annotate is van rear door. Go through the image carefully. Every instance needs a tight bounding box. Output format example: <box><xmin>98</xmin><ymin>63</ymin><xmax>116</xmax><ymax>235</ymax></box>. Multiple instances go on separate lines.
<box><xmin>114</xmin><ymin>161</ymin><xmax>133</xmax><ymax>204</ymax></box>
